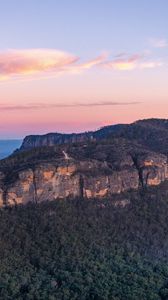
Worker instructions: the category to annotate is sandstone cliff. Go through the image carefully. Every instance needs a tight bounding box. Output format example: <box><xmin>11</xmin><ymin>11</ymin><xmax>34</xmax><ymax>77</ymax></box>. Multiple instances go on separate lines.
<box><xmin>2</xmin><ymin>118</ymin><xmax>168</xmax><ymax>207</ymax></box>
<box><xmin>0</xmin><ymin>150</ymin><xmax>167</xmax><ymax>207</ymax></box>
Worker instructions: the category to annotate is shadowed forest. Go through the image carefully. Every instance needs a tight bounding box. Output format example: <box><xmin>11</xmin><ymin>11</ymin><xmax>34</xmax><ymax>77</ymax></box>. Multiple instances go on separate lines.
<box><xmin>1</xmin><ymin>183</ymin><xmax>168</xmax><ymax>299</ymax></box>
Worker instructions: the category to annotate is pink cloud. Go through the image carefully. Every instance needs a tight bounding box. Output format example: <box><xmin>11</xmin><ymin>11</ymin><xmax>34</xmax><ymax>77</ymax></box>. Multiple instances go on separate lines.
<box><xmin>0</xmin><ymin>49</ymin><xmax>78</xmax><ymax>78</ymax></box>
<box><xmin>0</xmin><ymin>49</ymin><xmax>106</xmax><ymax>80</ymax></box>
<box><xmin>76</xmin><ymin>53</ymin><xmax>107</xmax><ymax>70</ymax></box>
<box><xmin>0</xmin><ymin>49</ymin><xmax>164</xmax><ymax>80</ymax></box>
<box><xmin>104</xmin><ymin>54</ymin><xmax>162</xmax><ymax>71</ymax></box>
<box><xmin>0</xmin><ymin>101</ymin><xmax>140</xmax><ymax>112</ymax></box>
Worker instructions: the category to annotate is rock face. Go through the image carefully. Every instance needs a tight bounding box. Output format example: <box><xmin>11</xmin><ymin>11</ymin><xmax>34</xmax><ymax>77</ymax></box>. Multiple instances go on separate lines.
<box><xmin>0</xmin><ymin>151</ymin><xmax>168</xmax><ymax>207</ymax></box>
<box><xmin>2</xmin><ymin>118</ymin><xmax>168</xmax><ymax>207</ymax></box>
<box><xmin>20</xmin><ymin>133</ymin><xmax>95</xmax><ymax>150</ymax></box>
<box><xmin>19</xmin><ymin>119</ymin><xmax>168</xmax><ymax>155</ymax></box>
<box><xmin>19</xmin><ymin>124</ymin><xmax>124</xmax><ymax>151</ymax></box>
<box><xmin>136</xmin><ymin>153</ymin><xmax>168</xmax><ymax>186</ymax></box>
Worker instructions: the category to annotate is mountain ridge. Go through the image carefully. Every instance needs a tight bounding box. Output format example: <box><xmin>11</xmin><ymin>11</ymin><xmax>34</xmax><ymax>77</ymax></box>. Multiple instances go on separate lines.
<box><xmin>0</xmin><ymin>118</ymin><xmax>168</xmax><ymax>207</ymax></box>
<box><xmin>20</xmin><ymin>118</ymin><xmax>168</xmax><ymax>153</ymax></box>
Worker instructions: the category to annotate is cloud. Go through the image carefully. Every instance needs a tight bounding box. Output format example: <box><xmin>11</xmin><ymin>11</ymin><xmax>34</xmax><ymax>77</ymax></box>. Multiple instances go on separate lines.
<box><xmin>104</xmin><ymin>54</ymin><xmax>142</xmax><ymax>70</ymax></box>
<box><xmin>74</xmin><ymin>53</ymin><xmax>107</xmax><ymax>70</ymax></box>
<box><xmin>0</xmin><ymin>49</ymin><xmax>78</xmax><ymax>78</ymax></box>
<box><xmin>0</xmin><ymin>49</ymin><xmax>106</xmax><ymax>80</ymax></box>
<box><xmin>0</xmin><ymin>101</ymin><xmax>140</xmax><ymax>111</ymax></box>
<box><xmin>139</xmin><ymin>61</ymin><xmax>163</xmax><ymax>69</ymax></box>
<box><xmin>149</xmin><ymin>38</ymin><xmax>167</xmax><ymax>48</ymax></box>
<box><xmin>103</xmin><ymin>54</ymin><xmax>162</xmax><ymax>71</ymax></box>
<box><xmin>0</xmin><ymin>48</ymin><xmax>164</xmax><ymax>81</ymax></box>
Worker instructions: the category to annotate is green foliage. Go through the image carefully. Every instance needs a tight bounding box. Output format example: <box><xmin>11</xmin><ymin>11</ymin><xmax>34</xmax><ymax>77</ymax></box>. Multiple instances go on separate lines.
<box><xmin>0</xmin><ymin>185</ymin><xmax>168</xmax><ymax>299</ymax></box>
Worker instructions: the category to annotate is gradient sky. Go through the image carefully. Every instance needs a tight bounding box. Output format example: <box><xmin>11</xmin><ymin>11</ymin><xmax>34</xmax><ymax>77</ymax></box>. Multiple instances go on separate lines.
<box><xmin>0</xmin><ymin>0</ymin><xmax>168</xmax><ymax>138</ymax></box>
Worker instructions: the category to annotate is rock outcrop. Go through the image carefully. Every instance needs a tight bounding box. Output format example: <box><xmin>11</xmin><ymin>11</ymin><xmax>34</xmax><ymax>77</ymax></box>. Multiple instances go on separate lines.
<box><xmin>0</xmin><ymin>151</ymin><xmax>168</xmax><ymax>207</ymax></box>
<box><xmin>136</xmin><ymin>153</ymin><xmax>168</xmax><ymax>186</ymax></box>
<box><xmin>19</xmin><ymin>124</ymin><xmax>124</xmax><ymax>151</ymax></box>
<box><xmin>20</xmin><ymin>133</ymin><xmax>95</xmax><ymax>151</ymax></box>
<box><xmin>19</xmin><ymin>119</ymin><xmax>168</xmax><ymax>155</ymax></box>
<box><xmin>2</xmin><ymin>118</ymin><xmax>168</xmax><ymax>207</ymax></box>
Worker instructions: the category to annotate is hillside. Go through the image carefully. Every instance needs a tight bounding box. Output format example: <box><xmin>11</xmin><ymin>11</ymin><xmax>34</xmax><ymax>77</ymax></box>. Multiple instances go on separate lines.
<box><xmin>1</xmin><ymin>186</ymin><xmax>168</xmax><ymax>299</ymax></box>
<box><xmin>19</xmin><ymin>124</ymin><xmax>124</xmax><ymax>150</ymax></box>
<box><xmin>20</xmin><ymin>118</ymin><xmax>168</xmax><ymax>155</ymax></box>
<box><xmin>110</xmin><ymin>119</ymin><xmax>168</xmax><ymax>155</ymax></box>
<box><xmin>0</xmin><ymin>118</ymin><xmax>168</xmax><ymax>207</ymax></box>
<box><xmin>1</xmin><ymin>119</ymin><xmax>168</xmax><ymax>299</ymax></box>
<box><xmin>0</xmin><ymin>127</ymin><xmax>168</xmax><ymax>206</ymax></box>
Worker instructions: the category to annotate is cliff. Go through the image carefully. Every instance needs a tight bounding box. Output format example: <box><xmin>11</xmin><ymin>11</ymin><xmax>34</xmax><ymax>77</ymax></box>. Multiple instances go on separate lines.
<box><xmin>19</xmin><ymin>124</ymin><xmax>124</xmax><ymax>151</ymax></box>
<box><xmin>1</xmin><ymin>118</ymin><xmax>168</xmax><ymax>207</ymax></box>
<box><xmin>0</xmin><ymin>146</ymin><xmax>167</xmax><ymax>207</ymax></box>
<box><xmin>19</xmin><ymin>119</ymin><xmax>168</xmax><ymax>155</ymax></box>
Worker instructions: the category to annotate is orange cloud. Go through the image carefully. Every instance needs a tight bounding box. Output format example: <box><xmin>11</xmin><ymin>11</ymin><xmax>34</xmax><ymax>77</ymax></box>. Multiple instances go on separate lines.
<box><xmin>76</xmin><ymin>53</ymin><xmax>107</xmax><ymax>69</ymax></box>
<box><xmin>0</xmin><ymin>49</ymin><xmax>164</xmax><ymax>80</ymax></box>
<box><xmin>104</xmin><ymin>54</ymin><xmax>162</xmax><ymax>71</ymax></box>
<box><xmin>0</xmin><ymin>49</ymin><xmax>107</xmax><ymax>80</ymax></box>
<box><xmin>0</xmin><ymin>49</ymin><xmax>78</xmax><ymax>78</ymax></box>
<box><xmin>62</xmin><ymin>53</ymin><xmax>107</xmax><ymax>75</ymax></box>
<box><xmin>106</xmin><ymin>54</ymin><xmax>142</xmax><ymax>70</ymax></box>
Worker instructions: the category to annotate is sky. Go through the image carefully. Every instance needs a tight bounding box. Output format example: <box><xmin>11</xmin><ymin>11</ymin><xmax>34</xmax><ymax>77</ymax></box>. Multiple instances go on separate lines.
<box><xmin>0</xmin><ymin>0</ymin><xmax>168</xmax><ymax>138</ymax></box>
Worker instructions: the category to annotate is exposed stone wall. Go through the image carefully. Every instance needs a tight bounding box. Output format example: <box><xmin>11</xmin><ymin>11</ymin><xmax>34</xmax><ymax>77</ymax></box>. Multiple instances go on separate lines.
<box><xmin>0</xmin><ymin>152</ymin><xmax>168</xmax><ymax>207</ymax></box>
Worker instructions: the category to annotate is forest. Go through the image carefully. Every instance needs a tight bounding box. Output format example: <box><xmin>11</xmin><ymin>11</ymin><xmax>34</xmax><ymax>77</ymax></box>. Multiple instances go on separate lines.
<box><xmin>1</xmin><ymin>183</ymin><xmax>168</xmax><ymax>299</ymax></box>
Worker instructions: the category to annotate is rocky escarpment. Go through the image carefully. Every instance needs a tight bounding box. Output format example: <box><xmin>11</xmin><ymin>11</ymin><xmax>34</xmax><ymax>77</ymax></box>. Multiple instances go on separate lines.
<box><xmin>2</xmin><ymin>121</ymin><xmax>168</xmax><ymax>207</ymax></box>
<box><xmin>20</xmin><ymin>132</ymin><xmax>95</xmax><ymax>150</ymax></box>
<box><xmin>19</xmin><ymin>119</ymin><xmax>168</xmax><ymax>155</ymax></box>
<box><xmin>19</xmin><ymin>124</ymin><xmax>124</xmax><ymax>151</ymax></box>
<box><xmin>0</xmin><ymin>151</ymin><xmax>168</xmax><ymax>207</ymax></box>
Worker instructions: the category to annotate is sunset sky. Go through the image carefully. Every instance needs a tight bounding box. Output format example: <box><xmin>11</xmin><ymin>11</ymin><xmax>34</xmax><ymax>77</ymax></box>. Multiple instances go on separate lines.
<box><xmin>0</xmin><ymin>0</ymin><xmax>168</xmax><ymax>138</ymax></box>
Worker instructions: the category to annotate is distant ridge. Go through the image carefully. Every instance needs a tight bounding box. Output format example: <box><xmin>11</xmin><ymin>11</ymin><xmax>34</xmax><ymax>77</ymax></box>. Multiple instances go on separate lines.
<box><xmin>0</xmin><ymin>118</ymin><xmax>168</xmax><ymax>207</ymax></box>
<box><xmin>19</xmin><ymin>124</ymin><xmax>125</xmax><ymax>150</ymax></box>
<box><xmin>20</xmin><ymin>118</ymin><xmax>168</xmax><ymax>154</ymax></box>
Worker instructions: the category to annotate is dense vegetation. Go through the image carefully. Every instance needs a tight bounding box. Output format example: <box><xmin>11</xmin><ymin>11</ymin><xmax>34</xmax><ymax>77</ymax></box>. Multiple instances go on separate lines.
<box><xmin>1</xmin><ymin>183</ymin><xmax>168</xmax><ymax>299</ymax></box>
<box><xmin>112</xmin><ymin>119</ymin><xmax>168</xmax><ymax>155</ymax></box>
<box><xmin>1</xmin><ymin>118</ymin><xmax>168</xmax><ymax>177</ymax></box>
<box><xmin>1</xmin><ymin>118</ymin><xmax>168</xmax><ymax>299</ymax></box>
<box><xmin>20</xmin><ymin>118</ymin><xmax>168</xmax><ymax>156</ymax></box>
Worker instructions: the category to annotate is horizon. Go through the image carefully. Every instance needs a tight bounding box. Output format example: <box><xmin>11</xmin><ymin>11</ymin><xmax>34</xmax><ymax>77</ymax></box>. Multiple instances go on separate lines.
<box><xmin>0</xmin><ymin>116</ymin><xmax>168</xmax><ymax>139</ymax></box>
<box><xmin>0</xmin><ymin>0</ymin><xmax>168</xmax><ymax>138</ymax></box>
<box><xmin>1</xmin><ymin>2</ymin><xmax>168</xmax><ymax>299</ymax></box>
